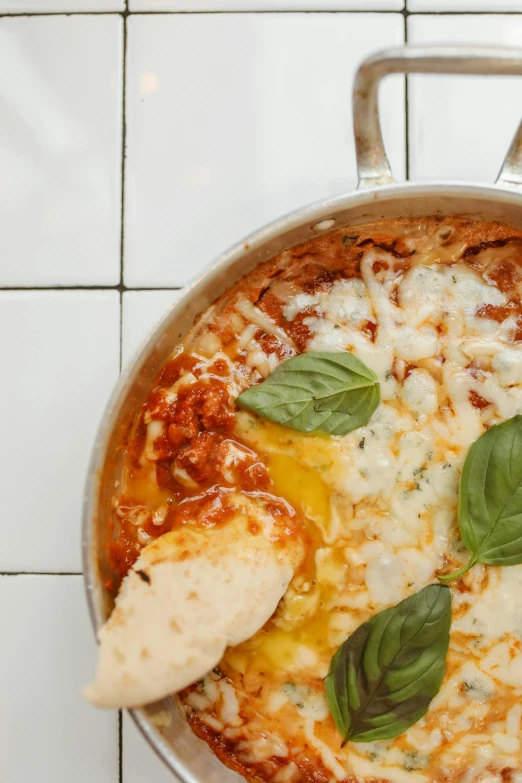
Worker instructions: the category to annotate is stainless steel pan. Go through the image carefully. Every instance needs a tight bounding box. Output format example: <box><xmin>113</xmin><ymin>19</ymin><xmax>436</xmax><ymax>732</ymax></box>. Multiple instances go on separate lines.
<box><xmin>83</xmin><ymin>45</ymin><xmax>522</xmax><ymax>782</ymax></box>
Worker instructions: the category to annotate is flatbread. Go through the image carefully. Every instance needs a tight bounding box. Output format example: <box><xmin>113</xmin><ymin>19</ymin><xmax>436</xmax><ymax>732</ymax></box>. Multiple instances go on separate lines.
<box><xmin>85</xmin><ymin>513</ymin><xmax>299</xmax><ymax>709</ymax></box>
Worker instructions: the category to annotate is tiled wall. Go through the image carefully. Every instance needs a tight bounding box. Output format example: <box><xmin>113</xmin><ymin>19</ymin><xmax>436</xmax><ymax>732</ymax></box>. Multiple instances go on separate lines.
<box><xmin>1</xmin><ymin>1</ymin><xmax>522</xmax><ymax>780</ymax></box>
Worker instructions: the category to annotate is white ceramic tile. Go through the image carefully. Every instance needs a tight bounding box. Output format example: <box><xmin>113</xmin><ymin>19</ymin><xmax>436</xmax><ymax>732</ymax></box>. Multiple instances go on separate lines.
<box><xmin>0</xmin><ymin>575</ymin><xmax>118</xmax><ymax>782</ymax></box>
<box><xmin>124</xmin><ymin>13</ymin><xmax>405</xmax><ymax>287</ymax></box>
<box><xmin>122</xmin><ymin>289</ymin><xmax>181</xmax><ymax>367</ymax></box>
<box><xmin>0</xmin><ymin>16</ymin><xmax>122</xmax><ymax>285</ymax></box>
<box><xmin>131</xmin><ymin>0</ymin><xmax>401</xmax><ymax>9</ymax></box>
<box><xmin>408</xmin><ymin>15</ymin><xmax>522</xmax><ymax>183</ymax></box>
<box><xmin>409</xmin><ymin>0</ymin><xmax>522</xmax><ymax>10</ymax></box>
<box><xmin>123</xmin><ymin>712</ymin><xmax>173</xmax><ymax>783</ymax></box>
<box><xmin>0</xmin><ymin>292</ymin><xmax>120</xmax><ymax>573</ymax></box>
<box><xmin>0</xmin><ymin>0</ymin><xmax>123</xmax><ymax>10</ymax></box>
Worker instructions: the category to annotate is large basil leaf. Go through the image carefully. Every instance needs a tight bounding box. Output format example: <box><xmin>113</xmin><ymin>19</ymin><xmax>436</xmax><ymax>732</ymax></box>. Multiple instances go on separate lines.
<box><xmin>236</xmin><ymin>352</ymin><xmax>380</xmax><ymax>436</ymax></box>
<box><xmin>325</xmin><ymin>585</ymin><xmax>451</xmax><ymax>744</ymax></box>
<box><xmin>440</xmin><ymin>415</ymin><xmax>522</xmax><ymax>582</ymax></box>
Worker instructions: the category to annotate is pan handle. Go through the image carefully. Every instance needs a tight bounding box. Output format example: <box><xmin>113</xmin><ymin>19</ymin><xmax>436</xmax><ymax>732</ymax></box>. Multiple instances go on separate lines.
<box><xmin>354</xmin><ymin>45</ymin><xmax>522</xmax><ymax>190</ymax></box>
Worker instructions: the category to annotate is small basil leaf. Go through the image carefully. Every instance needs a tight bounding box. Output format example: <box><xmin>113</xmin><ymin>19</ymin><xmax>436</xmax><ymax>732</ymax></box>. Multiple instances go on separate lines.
<box><xmin>325</xmin><ymin>585</ymin><xmax>451</xmax><ymax>744</ymax></box>
<box><xmin>440</xmin><ymin>415</ymin><xmax>522</xmax><ymax>582</ymax></box>
<box><xmin>236</xmin><ymin>351</ymin><xmax>380</xmax><ymax>436</ymax></box>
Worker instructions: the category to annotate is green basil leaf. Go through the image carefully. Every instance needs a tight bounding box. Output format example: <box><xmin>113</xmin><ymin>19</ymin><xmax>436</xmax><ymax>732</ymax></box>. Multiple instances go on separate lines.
<box><xmin>236</xmin><ymin>351</ymin><xmax>380</xmax><ymax>436</ymax></box>
<box><xmin>325</xmin><ymin>584</ymin><xmax>451</xmax><ymax>744</ymax></box>
<box><xmin>440</xmin><ymin>415</ymin><xmax>522</xmax><ymax>582</ymax></box>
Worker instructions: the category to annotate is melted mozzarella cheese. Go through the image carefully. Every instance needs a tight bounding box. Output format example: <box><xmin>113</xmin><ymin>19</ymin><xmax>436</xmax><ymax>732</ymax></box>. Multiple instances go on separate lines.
<box><xmin>214</xmin><ymin>249</ymin><xmax>522</xmax><ymax>782</ymax></box>
<box><xmin>401</xmin><ymin>369</ymin><xmax>439</xmax><ymax>414</ymax></box>
<box><xmin>454</xmin><ymin>567</ymin><xmax>522</xmax><ymax>645</ymax></box>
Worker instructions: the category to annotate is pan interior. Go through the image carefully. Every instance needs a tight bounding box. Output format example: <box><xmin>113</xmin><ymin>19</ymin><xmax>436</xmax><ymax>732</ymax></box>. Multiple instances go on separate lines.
<box><xmin>83</xmin><ymin>182</ymin><xmax>522</xmax><ymax>783</ymax></box>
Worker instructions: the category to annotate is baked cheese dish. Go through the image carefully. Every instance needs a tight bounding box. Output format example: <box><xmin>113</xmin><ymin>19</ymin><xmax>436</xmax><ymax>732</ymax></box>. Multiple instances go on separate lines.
<box><xmin>87</xmin><ymin>217</ymin><xmax>522</xmax><ymax>783</ymax></box>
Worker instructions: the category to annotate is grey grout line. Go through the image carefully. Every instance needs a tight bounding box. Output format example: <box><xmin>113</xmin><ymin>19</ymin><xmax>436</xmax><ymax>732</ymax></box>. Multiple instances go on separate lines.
<box><xmin>119</xmin><ymin>709</ymin><xmax>123</xmax><ymax>783</ymax></box>
<box><xmin>2</xmin><ymin>8</ymin><xmax>522</xmax><ymax>16</ymax></box>
<box><xmin>114</xmin><ymin>7</ymin><xmax>406</xmax><ymax>12</ymax></box>
<box><xmin>0</xmin><ymin>9</ymin><xmax>404</xmax><ymax>17</ymax></box>
<box><xmin>0</xmin><ymin>285</ymin><xmax>123</xmax><ymax>291</ymax></box>
<box><xmin>404</xmin><ymin>10</ymin><xmax>410</xmax><ymax>181</ymax></box>
<box><xmin>119</xmin><ymin>10</ymin><xmax>128</xmax><ymax>378</ymax></box>
<box><xmin>0</xmin><ymin>286</ymin><xmax>182</xmax><ymax>291</ymax></box>
<box><xmin>3</xmin><ymin>7</ymin><xmax>522</xmax><ymax>18</ymax></box>
<box><xmin>410</xmin><ymin>9</ymin><xmax>522</xmax><ymax>14</ymax></box>
<box><xmin>0</xmin><ymin>571</ymin><xmax>82</xmax><ymax>576</ymax></box>
<box><xmin>125</xmin><ymin>8</ymin><xmax>520</xmax><ymax>13</ymax></box>
<box><xmin>119</xmin><ymin>290</ymin><xmax>124</xmax><ymax>372</ymax></box>
<box><xmin>0</xmin><ymin>10</ymin><xmax>120</xmax><ymax>16</ymax></box>
<box><xmin>122</xmin><ymin>286</ymin><xmax>183</xmax><ymax>291</ymax></box>
<box><xmin>120</xmin><ymin>12</ymin><xmax>128</xmax><ymax>291</ymax></box>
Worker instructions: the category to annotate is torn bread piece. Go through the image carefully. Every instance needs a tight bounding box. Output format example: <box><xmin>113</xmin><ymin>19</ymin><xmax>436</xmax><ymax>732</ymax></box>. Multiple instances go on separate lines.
<box><xmin>84</xmin><ymin>496</ymin><xmax>302</xmax><ymax>709</ymax></box>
